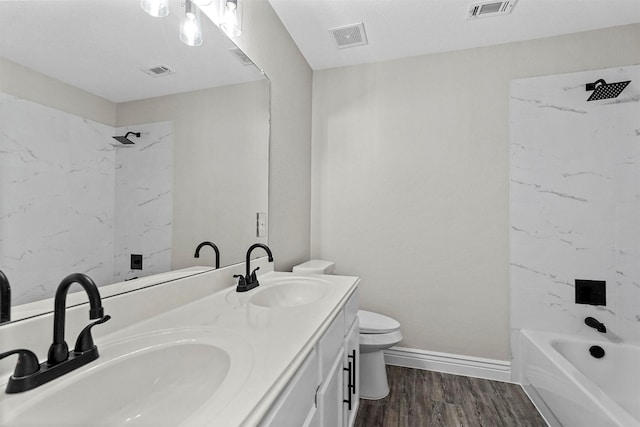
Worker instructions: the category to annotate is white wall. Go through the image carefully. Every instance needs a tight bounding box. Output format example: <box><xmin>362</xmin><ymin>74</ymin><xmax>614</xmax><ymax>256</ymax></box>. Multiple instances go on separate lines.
<box><xmin>0</xmin><ymin>57</ymin><xmax>116</xmax><ymax>126</ymax></box>
<box><xmin>234</xmin><ymin>0</ymin><xmax>314</xmax><ymax>271</ymax></box>
<box><xmin>311</xmin><ymin>24</ymin><xmax>640</xmax><ymax>360</ymax></box>
<box><xmin>510</xmin><ymin>65</ymin><xmax>640</xmax><ymax>345</ymax></box>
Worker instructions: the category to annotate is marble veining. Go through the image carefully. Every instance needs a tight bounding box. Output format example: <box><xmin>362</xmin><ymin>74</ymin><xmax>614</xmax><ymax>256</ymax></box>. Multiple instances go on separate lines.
<box><xmin>510</xmin><ymin>65</ymin><xmax>640</xmax><ymax>345</ymax></box>
<box><xmin>0</xmin><ymin>92</ymin><xmax>173</xmax><ymax>304</ymax></box>
<box><xmin>113</xmin><ymin>122</ymin><xmax>173</xmax><ymax>282</ymax></box>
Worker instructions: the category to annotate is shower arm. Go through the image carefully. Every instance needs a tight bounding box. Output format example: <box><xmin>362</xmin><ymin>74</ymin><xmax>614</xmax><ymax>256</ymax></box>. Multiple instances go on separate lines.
<box><xmin>585</xmin><ymin>79</ymin><xmax>606</xmax><ymax>92</ymax></box>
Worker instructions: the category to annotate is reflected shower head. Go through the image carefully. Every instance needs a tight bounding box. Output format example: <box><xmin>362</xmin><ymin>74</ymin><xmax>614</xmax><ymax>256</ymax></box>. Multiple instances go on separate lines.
<box><xmin>586</xmin><ymin>79</ymin><xmax>631</xmax><ymax>101</ymax></box>
<box><xmin>112</xmin><ymin>131</ymin><xmax>140</xmax><ymax>144</ymax></box>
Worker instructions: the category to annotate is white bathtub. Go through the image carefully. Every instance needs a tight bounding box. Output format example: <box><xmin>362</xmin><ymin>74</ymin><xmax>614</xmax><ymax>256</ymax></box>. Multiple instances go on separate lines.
<box><xmin>520</xmin><ymin>330</ymin><xmax>640</xmax><ymax>427</ymax></box>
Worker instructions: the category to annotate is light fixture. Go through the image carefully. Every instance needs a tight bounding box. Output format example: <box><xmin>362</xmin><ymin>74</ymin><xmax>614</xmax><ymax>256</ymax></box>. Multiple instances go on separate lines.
<box><xmin>180</xmin><ymin>0</ymin><xmax>203</xmax><ymax>47</ymax></box>
<box><xmin>141</xmin><ymin>0</ymin><xmax>169</xmax><ymax>17</ymax></box>
<box><xmin>220</xmin><ymin>0</ymin><xmax>242</xmax><ymax>38</ymax></box>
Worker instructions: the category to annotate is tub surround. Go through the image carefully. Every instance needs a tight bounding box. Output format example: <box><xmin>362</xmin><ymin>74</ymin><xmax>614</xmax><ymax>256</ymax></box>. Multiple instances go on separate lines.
<box><xmin>0</xmin><ymin>259</ymin><xmax>359</xmax><ymax>426</ymax></box>
<box><xmin>510</xmin><ymin>65</ymin><xmax>640</xmax><ymax>350</ymax></box>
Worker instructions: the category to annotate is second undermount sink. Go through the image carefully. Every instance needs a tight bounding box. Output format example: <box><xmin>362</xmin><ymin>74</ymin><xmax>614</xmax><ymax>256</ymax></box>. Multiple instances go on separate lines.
<box><xmin>249</xmin><ymin>277</ymin><xmax>330</xmax><ymax>308</ymax></box>
<box><xmin>0</xmin><ymin>329</ymin><xmax>252</xmax><ymax>427</ymax></box>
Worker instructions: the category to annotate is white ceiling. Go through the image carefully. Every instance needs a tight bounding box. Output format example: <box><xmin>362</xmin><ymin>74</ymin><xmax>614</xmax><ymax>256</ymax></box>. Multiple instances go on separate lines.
<box><xmin>0</xmin><ymin>0</ymin><xmax>264</xmax><ymax>103</ymax></box>
<box><xmin>267</xmin><ymin>0</ymin><xmax>640</xmax><ymax>70</ymax></box>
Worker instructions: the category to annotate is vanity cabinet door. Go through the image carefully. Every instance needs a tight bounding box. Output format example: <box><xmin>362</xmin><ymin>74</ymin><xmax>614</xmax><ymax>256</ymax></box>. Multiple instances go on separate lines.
<box><xmin>317</xmin><ymin>347</ymin><xmax>345</xmax><ymax>427</ymax></box>
<box><xmin>343</xmin><ymin>318</ymin><xmax>360</xmax><ymax>427</ymax></box>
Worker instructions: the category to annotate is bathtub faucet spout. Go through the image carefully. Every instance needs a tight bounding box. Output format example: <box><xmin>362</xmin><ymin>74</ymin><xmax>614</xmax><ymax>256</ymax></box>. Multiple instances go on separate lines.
<box><xmin>585</xmin><ymin>316</ymin><xmax>606</xmax><ymax>333</ymax></box>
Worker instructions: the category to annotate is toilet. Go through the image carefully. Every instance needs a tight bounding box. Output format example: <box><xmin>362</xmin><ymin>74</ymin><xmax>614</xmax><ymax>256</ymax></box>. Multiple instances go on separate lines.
<box><xmin>292</xmin><ymin>260</ymin><xmax>403</xmax><ymax>400</ymax></box>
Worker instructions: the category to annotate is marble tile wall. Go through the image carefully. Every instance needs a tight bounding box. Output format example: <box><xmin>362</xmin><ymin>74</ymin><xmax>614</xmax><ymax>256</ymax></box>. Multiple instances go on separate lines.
<box><xmin>113</xmin><ymin>122</ymin><xmax>173</xmax><ymax>282</ymax></box>
<box><xmin>510</xmin><ymin>65</ymin><xmax>640</xmax><ymax>345</ymax></box>
<box><xmin>0</xmin><ymin>92</ymin><xmax>173</xmax><ymax>305</ymax></box>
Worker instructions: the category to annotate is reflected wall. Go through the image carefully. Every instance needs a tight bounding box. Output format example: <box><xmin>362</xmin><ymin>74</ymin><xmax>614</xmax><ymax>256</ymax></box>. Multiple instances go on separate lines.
<box><xmin>0</xmin><ymin>66</ymin><xmax>269</xmax><ymax>306</ymax></box>
<box><xmin>0</xmin><ymin>91</ymin><xmax>175</xmax><ymax>304</ymax></box>
<box><xmin>117</xmin><ymin>80</ymin><xmax>270</xmax><ymax>272</ymax></box>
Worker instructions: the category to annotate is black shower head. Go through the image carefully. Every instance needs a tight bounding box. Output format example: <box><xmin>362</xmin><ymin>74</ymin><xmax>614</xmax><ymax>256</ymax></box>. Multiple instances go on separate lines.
<box><xmin>112</xmin><ymin>131</ymin><xmax>141</xmax><ymax>144</ymax></box>
<box><xmin>586</xmin><ymin>79</ymin><xmax>631</xmax><ymax>101</ymax></box>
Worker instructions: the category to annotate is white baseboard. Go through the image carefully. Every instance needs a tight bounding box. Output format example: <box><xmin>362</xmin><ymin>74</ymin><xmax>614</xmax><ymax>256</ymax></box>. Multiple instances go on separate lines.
<box><xmin>383</xmin><ymin>346</ymin><xmax>512</xmax><ymax>383</ymax></box>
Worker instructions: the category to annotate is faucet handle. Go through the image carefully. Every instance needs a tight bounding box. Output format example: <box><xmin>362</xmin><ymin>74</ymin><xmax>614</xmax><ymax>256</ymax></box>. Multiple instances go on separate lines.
<box><xmin>0</xmin><ymin>349</ymin><xmax>40</xmax><ymax>377</ymax></box>
<box><xmin>250</xmin><ymin>266</ymin><xmax>260</xmax><ymax>282</ymax></box>
<box><xmin>74</xmin><ymin>315</ymin><xmax>111</xmax><ymax>353</ymax></box>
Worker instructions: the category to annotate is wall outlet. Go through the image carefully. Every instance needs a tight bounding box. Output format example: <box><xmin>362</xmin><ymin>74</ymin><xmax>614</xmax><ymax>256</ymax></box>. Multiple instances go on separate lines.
<box><xmin>256</xmin><ymin>212</ymin><xmax>267</xmax><ymax>237</ymax></box>
<box><xmin>131</xmin><ymin>254</ymin><xmax>143</xmax><ymax>270</ymax></box>
<box><xmin>575</xmin><ymin>279</ymin><xmax>606</xmax><ymax>306</ymax></box>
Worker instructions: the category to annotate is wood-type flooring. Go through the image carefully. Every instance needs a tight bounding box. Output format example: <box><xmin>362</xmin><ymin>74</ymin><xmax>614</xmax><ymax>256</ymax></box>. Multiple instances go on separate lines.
<box><xmin>354</xmin><ymin>366</ymin><xmax>547</xmax><ymax>427</ymax></box>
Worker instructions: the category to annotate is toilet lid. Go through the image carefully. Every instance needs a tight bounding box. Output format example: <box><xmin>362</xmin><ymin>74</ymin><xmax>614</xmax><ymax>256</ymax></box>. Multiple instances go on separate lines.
<box><xmin>358</xmin><ymin>310</ymin><xmax>400</xmax><ymax>334</ymax></box>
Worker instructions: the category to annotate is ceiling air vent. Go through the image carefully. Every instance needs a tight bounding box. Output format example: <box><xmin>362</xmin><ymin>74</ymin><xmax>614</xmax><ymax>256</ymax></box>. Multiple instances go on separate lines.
<box><xmin>229</xmin><ymin>47</ymin><xmax>254</xmax><ymax>66</ymax></box>
<box><xmin>141</xmin><ymin>65</ymin><xmax>175</xmax><ymax>78</ymax></box>
<box><xmin>329</xmin><ymin>22</ymin><xmax>368</xmax><ymax>49</ymax></box>
<box><xmin>467</xmin><ymin>0</ymin><xmax>516</xmax><ymax>19</ymax></box>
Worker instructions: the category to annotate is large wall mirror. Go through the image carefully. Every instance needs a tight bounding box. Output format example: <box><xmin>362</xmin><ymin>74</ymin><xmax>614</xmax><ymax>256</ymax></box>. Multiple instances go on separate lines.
<box><xmin>0</xmin><ymin>0</ymin><xmax>269</xmax><ymax>323</ymax></box>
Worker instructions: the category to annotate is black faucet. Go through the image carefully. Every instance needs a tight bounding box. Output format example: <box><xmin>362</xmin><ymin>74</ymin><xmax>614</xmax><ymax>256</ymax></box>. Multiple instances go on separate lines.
<box><xmin>234</xmin><ymin>243</ymin><xmax>273</xmax><ymax>292</ymax></box>
<box><xmin>194</xmin><ymin>241</ymin><xmax>220</xmax><ymax>269</ymax></box>
<box><xmin>47</xmin><ymin>273</ymin><xmax>109</xmax><ymax>364</ymax></box>
<box><xmin>0</xmin><ymin>270</ymin><xmax>10</xmax><ymax>324</ymax></box>
<box><xmin>585</xmin><ymin>316</ymin><xmax>606</xmax><ymax>333</ymax></box>
<box><xmin>0</xmin><ymin>273</ymin><xmax>110</xmax><ymax>393</ymax></box>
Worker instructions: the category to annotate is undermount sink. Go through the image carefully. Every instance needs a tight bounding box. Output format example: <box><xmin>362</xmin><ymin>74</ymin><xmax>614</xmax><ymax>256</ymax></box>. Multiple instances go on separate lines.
<box><xmin>1</xmin><ymin>329</ymin><xmax>252</xmax><ymax>426</ymax></box>
<box><xmin>249</xmin><ymin>277</ymin><xmax>330</xmax><ymax>308</ymax></box>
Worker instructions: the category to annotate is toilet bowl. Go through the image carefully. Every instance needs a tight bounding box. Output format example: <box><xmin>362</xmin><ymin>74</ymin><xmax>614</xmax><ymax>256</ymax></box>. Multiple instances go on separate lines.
<box><xmin>358</xmin><ymin>310</ymin><xmax>403</xmax><ymax>399</ymax></box>
<box><xmin>292</xmin><ymin>260</ymin><xmax>403</xmax><ymax>400</ymax></box>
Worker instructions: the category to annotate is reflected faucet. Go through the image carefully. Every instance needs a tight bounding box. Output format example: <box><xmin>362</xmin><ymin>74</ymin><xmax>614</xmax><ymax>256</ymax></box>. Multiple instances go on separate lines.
<box><xmin>0</xmin><ymin>270</ymin><xmax>10</xmax><ymax>323</ymax></box>
<box><xmin>585</xmin><ymin>316</ymin><xmax>606</xmax><ymax>333</ymax></box>
<box><xmin>0</xmin><ymin>273</ymin><xmax>110</xmax><ymax>393</ymax></box>
<box><xmin>194</xmin><ymin>241</ymin><xmax>220</xmax><ymax>269</ymax></box>
<box><xmin>234</xmin><ymin>243</ymin><xmax>273</xmax><ymax>292</ymax></box>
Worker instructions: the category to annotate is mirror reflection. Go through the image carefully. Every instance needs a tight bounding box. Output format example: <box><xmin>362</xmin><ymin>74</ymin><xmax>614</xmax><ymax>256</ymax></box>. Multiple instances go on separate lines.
<box><xmin>0</xmin><ymin>0</ymin><xmax>269</xmax><ymax>323</ymax></box>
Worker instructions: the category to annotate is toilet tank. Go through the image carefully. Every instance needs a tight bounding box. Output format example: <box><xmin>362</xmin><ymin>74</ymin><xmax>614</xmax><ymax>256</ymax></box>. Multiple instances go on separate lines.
<box><xmin>292</xmin><ymin>260</ymin><xmax>335</xmax><ymax>275</ymax></box>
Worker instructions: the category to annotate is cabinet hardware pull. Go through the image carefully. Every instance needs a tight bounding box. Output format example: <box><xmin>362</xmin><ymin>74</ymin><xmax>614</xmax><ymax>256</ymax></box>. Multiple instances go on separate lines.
<box><xmin>343</xmin><ymin>361</ymin><xmax>353</xmax><ymax>388</ymax></box>
<box><xmin>343</xmin><ymin>360</ymin><xmax>353</xmax><ymax>410</ymax></box>
<box><xmin>348</xmin><ymin>349</ymin><xmax>356</xmax><ymax>394</ymax></box>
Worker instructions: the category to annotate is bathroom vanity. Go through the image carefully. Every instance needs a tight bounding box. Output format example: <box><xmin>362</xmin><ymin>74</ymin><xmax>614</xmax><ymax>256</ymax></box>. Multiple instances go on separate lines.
<box><xmin>259</xmin><ymin>280</ymin><xmax>359</xmax><ymax>427</ymax></box>
<box><xmin>0</xmin><ymin>259</ymin><xmax>359</xmax><ymax>426</ymax></box>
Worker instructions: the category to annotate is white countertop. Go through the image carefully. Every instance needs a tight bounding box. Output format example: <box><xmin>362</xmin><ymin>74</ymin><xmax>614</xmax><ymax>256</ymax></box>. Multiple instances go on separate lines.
<box><xmin>0</xmin><ymin>264</ymin><xmax>359</xmax><ymax>427</ymax></box>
